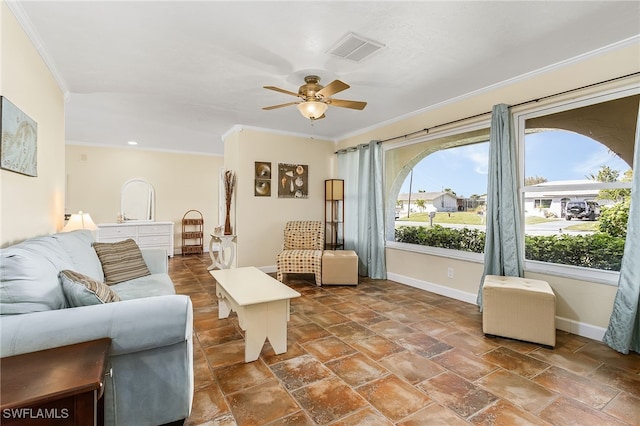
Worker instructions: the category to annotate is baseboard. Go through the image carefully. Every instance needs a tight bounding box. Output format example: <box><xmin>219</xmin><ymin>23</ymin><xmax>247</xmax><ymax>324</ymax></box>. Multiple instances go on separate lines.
<box><xmin>387</xmin><ymin>272</ymin><xmax>606</xmax><ymax>342</ymax></box>
<box><xmin>387</xmin><ymin>272</ymin><xmax>478</xmax><ymax>305</ymax></box>
<box><xmin>258</xmin><ymin>265</ymin><xmax>277</xmax><ymax>274</ymax></box>
<box><xmin>555</xmin><ymin>316</ymin><xmax>606</xmax><ymax>341</ymax></box>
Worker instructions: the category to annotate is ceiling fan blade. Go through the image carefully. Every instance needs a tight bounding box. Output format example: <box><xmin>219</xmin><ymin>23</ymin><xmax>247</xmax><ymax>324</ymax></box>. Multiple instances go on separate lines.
<box><xmin>317</xmin><ymin>80</ymin><xmax>349</xmax><ymax>98</ymax></box>
<box><xmin>328</xmin><ymin>99</ymin><xmax>367</xmax><ymax>110</ymax></box>
<box><xmin>263</xmin><ymin>86</ymin><xmax>300</xmax><ymax>97</ymax></box>
<box><xmin>262</xmin><ymin>102</ymin><xmax>299</xmax><ymax>110</ymax></box>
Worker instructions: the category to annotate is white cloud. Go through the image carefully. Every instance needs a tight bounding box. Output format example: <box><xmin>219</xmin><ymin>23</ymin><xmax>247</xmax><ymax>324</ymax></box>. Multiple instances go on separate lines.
<box><xmin>571</xmin><ymin>148</ymin><xmax>624</xmax><ymax>177</ymax></box>
<box><xmin>462</xmin><ymin>144</ymin><xmax>489</xmax><ymax>175</ymax></box>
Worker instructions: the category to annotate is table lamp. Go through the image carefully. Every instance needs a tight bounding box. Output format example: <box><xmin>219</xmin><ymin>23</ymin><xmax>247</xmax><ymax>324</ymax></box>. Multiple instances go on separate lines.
<box><xmin>63</xmin><ymin>211</ymin><xmax>98</xmax><ymax>232</ymax></box>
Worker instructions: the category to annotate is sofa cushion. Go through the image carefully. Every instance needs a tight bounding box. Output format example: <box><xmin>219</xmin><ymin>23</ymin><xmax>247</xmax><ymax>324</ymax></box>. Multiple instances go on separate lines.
<box><xmin>10</xmin><ymin>235</ymin><xmax>72</xmax><ymax>271</ymax></box>
<box><xmin>110</xmin><ymin>273</ymin><xmax>176</xmax><ymax>300</ymax></box>
<box><xmin>52</xmin><ymin>230</ymin><xmax>104</xmax><ymax>282</ymax></box>
<box><xmin>60</xmin><ymin>270</ymin><xmax>121</xmax><ymax>306</ymax></box>
<box><xmin>93</xmin><ymin>239</ymin><xmax>151</xmax><ymax>285</ymax></box>
<box><xmin>0</xmin><ymin>248</ymin><xmax>67</xmax><ymax>315</ymax></box>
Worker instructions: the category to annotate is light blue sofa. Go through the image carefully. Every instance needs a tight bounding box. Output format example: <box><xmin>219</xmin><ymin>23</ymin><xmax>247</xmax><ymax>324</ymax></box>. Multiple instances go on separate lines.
<box><xmin>0</xmin><ymin>230</ymin><xmax>193</xmax><ymax>426</ymax></box>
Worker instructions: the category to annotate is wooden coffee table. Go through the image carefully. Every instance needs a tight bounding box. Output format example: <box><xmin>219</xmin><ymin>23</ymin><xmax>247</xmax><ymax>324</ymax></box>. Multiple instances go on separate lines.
<box><xmin>1</xmin><ymin>338</ymin><xmax>111</xmax><ymax>426</ymax></box>
<box><xmin>210</xmin><ymin>266</ymin><xmax>301</xmax><ymax>362</ymax></box>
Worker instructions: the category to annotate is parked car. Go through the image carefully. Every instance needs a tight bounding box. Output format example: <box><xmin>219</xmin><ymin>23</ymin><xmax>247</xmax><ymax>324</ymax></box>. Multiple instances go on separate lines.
<box><xmin>565</xmin><ymin>200</ymin><xmax>600</xmax><ymax>220</ymax></box>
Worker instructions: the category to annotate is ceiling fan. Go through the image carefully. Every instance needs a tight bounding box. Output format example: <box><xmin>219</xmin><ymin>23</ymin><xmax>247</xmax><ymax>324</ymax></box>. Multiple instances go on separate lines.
<box><xmin>262</xmin><ymin>75</ymin><xmax>367</xmax><ymax>120</ymax></box>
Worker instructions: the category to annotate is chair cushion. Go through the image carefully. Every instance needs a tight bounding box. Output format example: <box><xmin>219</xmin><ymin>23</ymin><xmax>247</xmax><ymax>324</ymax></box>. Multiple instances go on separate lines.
<box><xmin>93</xmin><ymin>239</ymin><xmax>151</xmax><ymax>285</ymax></box>
<box><xmin>60</xmin><ymin>270</ymin><xmax>121</xmax><ymax>306</ymax></box>
<box><xmin>284</xmin><ymin>230</ymin><xmax>318</xmax><ymax>250</ymax></box>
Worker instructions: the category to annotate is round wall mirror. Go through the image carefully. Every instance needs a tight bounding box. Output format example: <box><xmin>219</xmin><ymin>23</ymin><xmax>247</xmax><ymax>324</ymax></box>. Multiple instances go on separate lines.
<box><xmin>121</xmin><ymin>179</ymin><xmax>155</xmax><ymax>221</ymax></box>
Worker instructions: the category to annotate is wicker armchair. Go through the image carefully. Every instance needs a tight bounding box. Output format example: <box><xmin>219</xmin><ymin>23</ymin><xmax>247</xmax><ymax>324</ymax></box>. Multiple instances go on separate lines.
<box><xmin>276</xmin><ymin>221</ymin><xmax>324</xmax><ymax>286</ymax></box>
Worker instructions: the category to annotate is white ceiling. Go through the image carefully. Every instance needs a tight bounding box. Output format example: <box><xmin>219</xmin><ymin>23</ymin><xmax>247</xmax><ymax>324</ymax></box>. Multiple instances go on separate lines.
<box><xmin>11</xmin><ymin>1</ymin><xmax>640</xmax><ymax>155</ymax></box>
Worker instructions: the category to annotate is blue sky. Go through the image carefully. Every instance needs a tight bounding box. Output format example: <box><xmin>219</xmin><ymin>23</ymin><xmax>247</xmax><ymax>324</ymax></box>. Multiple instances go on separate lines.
<box><xmin>399</xmin><ymin>130</ymin><xmax>632</xmax><ymax>198</ymax></box>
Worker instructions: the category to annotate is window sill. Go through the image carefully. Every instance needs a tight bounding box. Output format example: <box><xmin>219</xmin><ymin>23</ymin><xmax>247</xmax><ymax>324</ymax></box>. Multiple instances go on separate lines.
<box><xmin>524</xmin><ymin>260</ymin><xmax>619</xmax><ymax>286</ymax></box>
<box><xmin>386</xmin><ymin>241</ymin><xmax>484</xmax><ymax>263</ymax></box>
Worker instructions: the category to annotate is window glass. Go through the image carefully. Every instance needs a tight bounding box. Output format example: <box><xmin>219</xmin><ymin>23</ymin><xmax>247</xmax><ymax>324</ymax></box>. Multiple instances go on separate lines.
<box><xmin>388</xmin><ymin>90</ymin><xmax>636</xmax><ymax>275</ymax></box>
<box><xmin>522</xmin><ymin>94</ymin><xmax>636</xmax><ymax>272</ymax></box>
<box><xmin>394</xmin><ymin>140</ymin><xmax>489</xmax><ymax>253</ymax></box>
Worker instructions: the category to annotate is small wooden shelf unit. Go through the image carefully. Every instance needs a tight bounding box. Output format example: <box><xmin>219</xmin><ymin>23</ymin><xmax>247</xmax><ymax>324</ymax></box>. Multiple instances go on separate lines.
<box><xmin>182</xmin><ymin>210</ymin><xmax>204</xmax><ymax>255</ymax></box>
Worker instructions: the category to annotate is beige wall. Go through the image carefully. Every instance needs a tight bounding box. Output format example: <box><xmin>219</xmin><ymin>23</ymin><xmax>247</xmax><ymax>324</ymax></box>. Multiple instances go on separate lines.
<box><xmin>0</xmin><ymin>2</ymin><xmax>65</xmax><ymax>246</ymax></box>
<box><xmin>340</xmin><ymin>40</ymin><xmax>640</xmax><ymax>338</ymax></box>
<box><xmin>224</xmin><ymin>128</ymin><xmax>335</xmax><ymax>268</ymax></box>
<box><xmin>65</xmin><ymin>144</ymin><xmax>223</xmax><ymax>254</ymax></box>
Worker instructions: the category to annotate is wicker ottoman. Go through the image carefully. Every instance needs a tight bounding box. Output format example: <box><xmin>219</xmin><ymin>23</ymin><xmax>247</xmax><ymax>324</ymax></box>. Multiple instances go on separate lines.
<box><xmin>482</xmin><ymin>275</ymin><xmax>556</xmax><ymax>348</ymax></box>
<box><xmin>322</xmin><ymin>250</ymin><xmax>358</xmax><ymax>285</ymax></box>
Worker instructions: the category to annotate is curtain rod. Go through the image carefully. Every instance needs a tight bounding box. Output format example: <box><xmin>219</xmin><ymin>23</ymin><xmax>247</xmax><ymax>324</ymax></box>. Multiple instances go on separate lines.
<box><xmin>336</xmin><ymin>72</ymin><xmax>639</xmax><ymax>153</ymax></box>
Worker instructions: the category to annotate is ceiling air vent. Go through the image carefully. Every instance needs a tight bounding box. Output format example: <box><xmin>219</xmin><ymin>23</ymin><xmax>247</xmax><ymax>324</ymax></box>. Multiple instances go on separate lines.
<box><xmin>327</xmin><ymin>32</ymin><xmax>385</xmax><ymax>62</ymax></box>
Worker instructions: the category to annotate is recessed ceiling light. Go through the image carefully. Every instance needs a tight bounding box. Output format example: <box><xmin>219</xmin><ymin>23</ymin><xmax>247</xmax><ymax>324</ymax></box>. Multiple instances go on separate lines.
<box><xmin>127</xmin><ymin>141</ymin><xmax>138</xmax><ymax>146</ymax></box>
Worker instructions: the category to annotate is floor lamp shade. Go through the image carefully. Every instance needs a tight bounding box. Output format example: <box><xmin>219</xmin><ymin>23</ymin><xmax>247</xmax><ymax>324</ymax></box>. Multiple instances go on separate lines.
<box><xmin>325</xmin><ymin>179</ymin><xmax>344</xmax><ymax>201</ymax></box>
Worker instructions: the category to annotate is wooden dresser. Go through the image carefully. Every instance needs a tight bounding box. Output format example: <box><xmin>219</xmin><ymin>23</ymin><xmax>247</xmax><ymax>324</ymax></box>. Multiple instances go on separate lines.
<box><xmin>96</xmin><ymin>221</ymin><xmax>174</xmax><ymax>257</ymax></box>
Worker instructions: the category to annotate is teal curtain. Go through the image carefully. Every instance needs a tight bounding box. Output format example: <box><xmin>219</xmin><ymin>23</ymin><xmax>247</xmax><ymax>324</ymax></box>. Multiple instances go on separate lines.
<box><xmin>477</xmin><ymin>104</ymin><xmax>524</xmax><ymax>310</ymax></box>
<box><xmin>337</xmin><ymin>141</ymin><xmax>387</xmax><ymax>279</ymax></box>
<box><xmin>603</xmin><ymin>102</ymin><xmax>640</xmax><ymax>354</ymax></box>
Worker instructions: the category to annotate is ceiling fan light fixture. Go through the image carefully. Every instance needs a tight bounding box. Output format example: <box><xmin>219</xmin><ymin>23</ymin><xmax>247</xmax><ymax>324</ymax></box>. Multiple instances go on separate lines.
<box><xmin>297</xmin><ymin>101</ymin><xmax>328</xmax><ymax>120</ymax></box>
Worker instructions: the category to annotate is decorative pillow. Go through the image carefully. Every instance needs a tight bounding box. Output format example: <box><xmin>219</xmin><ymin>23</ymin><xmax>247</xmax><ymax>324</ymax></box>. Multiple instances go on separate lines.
<box><xmin>92</xmin><ymin>239</ymin><xmax>151</xmax><ymax>285</ymax></box>
<box><xmin>284</xmin><ymin>231</ymin><xmax>318</xmax><ymax>250</ymax></box>
<box><xmin>60</xmin><ymin>270</ymin><xmax>121</xmax><ymax>306</ymax></box>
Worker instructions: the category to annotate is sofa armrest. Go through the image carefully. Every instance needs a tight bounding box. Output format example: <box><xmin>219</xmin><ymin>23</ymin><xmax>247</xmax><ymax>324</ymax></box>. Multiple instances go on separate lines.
<box><xmin>141</xmin><ymin>248</ymin><xmax>168</xmax><ymax>274</ymax></box>
<box><xmin>0</xmin><ymin>295</ymin><xmax>192</xmax><ymax>358</ymax></box>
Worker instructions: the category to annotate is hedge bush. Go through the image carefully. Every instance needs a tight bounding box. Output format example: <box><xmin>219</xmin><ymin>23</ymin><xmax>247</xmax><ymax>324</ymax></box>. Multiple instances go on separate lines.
<box><xmin>524</xmin><ymin>233</ymin><xmax>625</xmax><ymax>271</ymax></box>
<box><xmin>395</xmin><ymin>225</ymin><xmax>624</xmax><ymax>271</ymax></box>
<box><xmin>598</xmin><ymin>199</ymin><xmax>630</xmax><ymax>238</ymax></box>
<box><xmin>394</xmin><ymin>225</ymin><xmax>485</xmax><ymax>253</ymax></box>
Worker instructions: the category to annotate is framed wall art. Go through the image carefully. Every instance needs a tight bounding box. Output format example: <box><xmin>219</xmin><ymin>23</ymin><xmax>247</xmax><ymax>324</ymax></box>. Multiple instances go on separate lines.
<box><xmin>254</xmin><ymin>161</ymin><xmax>271</xmax><ymax>196</ymax></box>
<box><xmin>278</xmin><ymin>163</ymin><xmax>308</xmax><ymax>198</ymax></box>
<box><xmin>0</xmin><ymin>96</ymin><xmax>38</xmax><ymax>177</ymax></box>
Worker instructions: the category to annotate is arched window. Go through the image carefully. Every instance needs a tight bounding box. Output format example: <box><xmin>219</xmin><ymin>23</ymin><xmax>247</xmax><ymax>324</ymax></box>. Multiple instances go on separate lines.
<box><xmin>386</xmin><ymin>125</ymin><xmax>490</xmax><ymax>255</ymax></box>
<box><xmin>519</xmin><ymin>92</ymin><xmax>636</xmax><ymax>278</ymax></box>
<box><xmin>386</xmin><ymin>85</ymin><xmax>637</xmax><ymax>284</ymax></box>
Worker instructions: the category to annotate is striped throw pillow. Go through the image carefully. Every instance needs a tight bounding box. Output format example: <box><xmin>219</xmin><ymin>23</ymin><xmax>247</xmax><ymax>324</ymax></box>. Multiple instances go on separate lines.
<box><xmin>60</xmin><ymin>270</ymin><xmax>121</xmax><ymax>306</ymax></box>
<box><xmin>93</xmin><ymin>239</ymin><xmax>151</xmax><ymax>285</ymax></box>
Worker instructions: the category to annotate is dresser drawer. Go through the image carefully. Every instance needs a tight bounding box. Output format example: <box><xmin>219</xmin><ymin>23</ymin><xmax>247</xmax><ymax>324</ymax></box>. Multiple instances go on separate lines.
<box><xmin>138</xmin><ymin>224</ymin><xmax>173</xmax><ymax>235</ymax></box>
<box><xmin>138</xmin><ymin>234</ymin><xmax>172</xmax><ymax>246</ymax></box>
<box><xmin>98</xmin><ymin>226</ymin><xmax>136</xmax><ymax>239</ymax></box>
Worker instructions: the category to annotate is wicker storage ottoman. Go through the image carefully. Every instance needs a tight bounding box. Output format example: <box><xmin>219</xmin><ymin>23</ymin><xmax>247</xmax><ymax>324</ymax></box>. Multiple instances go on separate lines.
<box><xmin>322</xmin><ymin>250</ymin><xmax>358</xmax><ymax>285</ymax></box>
<box><xmin>482</xmin><ymin>275</ymin><xmax>556</xmax><ymax>348</ymax></box>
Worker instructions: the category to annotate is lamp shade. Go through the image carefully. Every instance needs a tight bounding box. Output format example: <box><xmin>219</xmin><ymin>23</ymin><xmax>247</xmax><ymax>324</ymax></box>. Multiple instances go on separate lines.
<box><xmin>325</xmin><ymin>179</ymin><xmax>344</xmax><ymax>201</ymax></box>
<box><xmin>63</xmin><ymin>211</ymin><xmax>98</xmax><ymax>232</ymax></box>
<box><xmin>297</xmin><ymin>101</ymin><xmax>328</xmax><ymax>120</ymax></box>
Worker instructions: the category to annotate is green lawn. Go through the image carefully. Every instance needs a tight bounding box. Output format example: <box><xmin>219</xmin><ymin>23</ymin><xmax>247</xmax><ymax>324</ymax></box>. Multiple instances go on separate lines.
<box><xmin>397</xmin><ymin>212</ymin><xmax>559</xmax><ymax>226</ymax></box>
<box><xmin>397</xmin><ymin>211</ymin><xmax>483</xmax><ymax>225</ymax></box>
<box><xmin>565</xmin><ymin>221</ymin><xmax>600</xmax><ymax>231</ymax></box>
<box><xmin>524</xmin><ymin>216</ymin><xmax>557</xmax><ymax>225</ymax></box>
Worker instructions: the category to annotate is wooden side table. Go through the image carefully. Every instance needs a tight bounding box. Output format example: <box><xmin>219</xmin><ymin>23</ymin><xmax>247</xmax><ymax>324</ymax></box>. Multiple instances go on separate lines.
<box><xmin>1</xmin><ymin>338</ymin><xmax>112</xmax><ymax>426</ymax></box>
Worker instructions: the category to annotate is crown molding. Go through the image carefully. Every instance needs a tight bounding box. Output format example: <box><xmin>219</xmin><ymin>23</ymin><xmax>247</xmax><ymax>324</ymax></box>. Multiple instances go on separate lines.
<box><xmin>221</xmin><ymin>124</ymin><xmax>337</xmax><ymax>144</ymax></box>
<box><xmin>65</xmin><ymin>140</ymin><xmax>222</xmax><ymax>157</ymax></box>
<box><xmin>6</xmin><ymin>0</ymin><xmax>70</xmax><ymax>100</ymax></box>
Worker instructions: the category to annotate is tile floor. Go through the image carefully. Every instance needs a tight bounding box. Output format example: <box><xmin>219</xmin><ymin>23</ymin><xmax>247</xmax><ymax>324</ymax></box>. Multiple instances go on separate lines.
<box><xmin>170</xmin><ymin>254</ymin><xmax>640</xmax><ymax>425</ymax></box>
